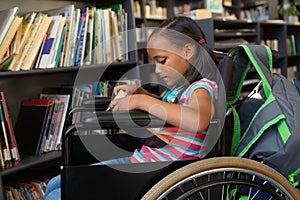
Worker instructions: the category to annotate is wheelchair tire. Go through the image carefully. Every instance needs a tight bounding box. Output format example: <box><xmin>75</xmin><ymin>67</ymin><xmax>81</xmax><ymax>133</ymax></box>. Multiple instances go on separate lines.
<box><xmin>142</xmin><ymin>157</ymin><xmax>300</xmax><ymax>200</ymax></box>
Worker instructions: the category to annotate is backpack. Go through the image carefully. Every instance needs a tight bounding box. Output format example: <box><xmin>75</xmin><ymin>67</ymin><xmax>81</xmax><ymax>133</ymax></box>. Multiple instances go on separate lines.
<box><xmin>224</xmin><ymin>44</ymin><xmax>300</xmax><ymax>187</ymax></box>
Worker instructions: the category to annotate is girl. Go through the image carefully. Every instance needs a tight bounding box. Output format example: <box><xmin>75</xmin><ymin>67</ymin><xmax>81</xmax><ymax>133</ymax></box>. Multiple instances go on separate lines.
<box><xmin>44</xmin><ymin>15</ymin><xmax>219</xmax><ymax>200</ymax></box>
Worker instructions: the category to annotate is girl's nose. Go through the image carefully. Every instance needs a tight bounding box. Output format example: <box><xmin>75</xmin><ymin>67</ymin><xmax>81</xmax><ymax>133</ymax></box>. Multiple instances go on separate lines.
<box><xmin>155</xmin><ymin>63</ymin><xmax>162</xmax><ymax>74</ymax></box>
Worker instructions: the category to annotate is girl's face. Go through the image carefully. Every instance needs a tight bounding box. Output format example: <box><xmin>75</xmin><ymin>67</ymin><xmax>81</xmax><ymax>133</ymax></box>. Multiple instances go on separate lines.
<box><xmin>147</xmin><ymin>35</ymin><xmax>192</xmax><ymax>88</ymax></box>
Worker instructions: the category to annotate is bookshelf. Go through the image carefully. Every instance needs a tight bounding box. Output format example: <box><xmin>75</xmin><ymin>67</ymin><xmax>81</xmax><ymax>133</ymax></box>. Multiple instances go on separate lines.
<box><xmin>134</xmin><ymin>0</ymin><xmax>168</xmax><ymax>64</ymax></box>
<box><xmin>287</xmin><ymin>23</ymin><xmax>300</xmax><ymax>80</ymax></box>
<box><xmin>223</xmin><ymin>0</ymin><xmax>278</xmax><ymax>20</ymax></box>
<box><xmin>213</xmin><ymin>18</ymin><xmax>259</xmax><ymax>51</ymax></box>
<box><xmin>259</xmin><ymin>21</ymin><xmax>287</xmax><ymax>76</ymax></box>
<box><xmin>213</xmin><ymin>18</ymin><xmax>300</xmax><ymax>80</ymax></box>
<box><xmin>0</xmin><ymin>0</ymin><xmax>138</xmax><ymax>199</ymax></box>
<box><xmin>134</xmin><ymin>0</ymin><xmax>207</xmax><ymax>64</ymax></box>
<box><xmin>259</xmin><ymin>21</ymin><xmax>300</xmax><ymax>79</ymax></box>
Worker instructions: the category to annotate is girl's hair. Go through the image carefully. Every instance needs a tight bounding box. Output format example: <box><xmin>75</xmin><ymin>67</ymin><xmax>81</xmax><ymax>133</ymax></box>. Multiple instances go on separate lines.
<box><xmin>149</xmin><ymin>16</ymin><xmax>218</xmax><ymax>102</ymax></box>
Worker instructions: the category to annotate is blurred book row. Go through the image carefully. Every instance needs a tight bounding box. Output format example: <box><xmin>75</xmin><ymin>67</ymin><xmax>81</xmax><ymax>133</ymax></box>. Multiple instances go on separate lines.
<box><xmin>3</xmin><ymin>172</ymin><xmax>56</xmax><ymax>200</ymax></box>
<box><xmin>0</xmin><ymin>4</ymin><xmax>128</xmax><ymax>71</ymax></box>
<box><xmin>134</xmin><ymin>0</ymin><xmax>167</xmax><ymax>19</ymax></box>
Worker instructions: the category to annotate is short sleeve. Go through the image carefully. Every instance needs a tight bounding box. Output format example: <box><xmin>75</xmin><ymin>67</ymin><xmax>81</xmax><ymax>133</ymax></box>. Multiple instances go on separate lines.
<box><xmin>180</xmin><ymin>79</ymin><xmax>218</xmax><ymax>104</ymax></box>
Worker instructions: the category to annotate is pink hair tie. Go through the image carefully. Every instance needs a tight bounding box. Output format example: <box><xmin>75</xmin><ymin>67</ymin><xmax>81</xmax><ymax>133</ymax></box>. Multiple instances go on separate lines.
<box><xmin>199</xmin><ymin>39</ymin><xmax>205</xmax><ymax>44</ymax></box>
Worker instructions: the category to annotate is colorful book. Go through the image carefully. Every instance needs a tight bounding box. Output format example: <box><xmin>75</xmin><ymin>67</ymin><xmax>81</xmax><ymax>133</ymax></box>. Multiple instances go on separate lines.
<box><xmin>40</xmin><ymin>94</ymin><xmax>70</xmax><ymax>151</ymax></box>
<box><xmin>38</xmin><ymin>15</ymin><xmax>65</xmax><ymax>69</ymax></box>
<box><xmin>41</xmin><ymin>5</ymin><xmax>75</xmax><ymax>67</ymax></box>
<box><xmin>75</xmin><ymin>7</ymin><xmax>89</xmax><ymax>66</ymax></box>
<box><xmin>0</xmin><ymin>101</ymin><xmax>13</xmax><ymax>168</ymax></box>
<box><xmin>55</xmin><ymin>26</ymin><xmax>66</xmax><ymax>68</ymax></box>
<box><xmin>0</xmin><ymin>92</ymin><xmax>20</xmax><ymax>166</ymax></box>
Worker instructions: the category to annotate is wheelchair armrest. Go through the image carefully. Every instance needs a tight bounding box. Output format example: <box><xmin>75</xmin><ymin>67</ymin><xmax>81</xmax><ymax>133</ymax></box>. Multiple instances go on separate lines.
<box><xmin>88</xmin><ymin>110</ymin><xmax>167</xmax><ymax>128</ymax></box>
<box><xmin>66</xmin><ymin>110</ymin><xmax>168</xmax><ymax>132</ymax></box>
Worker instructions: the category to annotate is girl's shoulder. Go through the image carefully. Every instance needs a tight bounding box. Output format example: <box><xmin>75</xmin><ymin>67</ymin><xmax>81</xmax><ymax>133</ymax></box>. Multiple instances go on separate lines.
<box><xmin>187</xmin><ymin>78</ymin><xmax>218</xmax><ymax>92</ymax></box>
<box><xmin>181</xmin><ymin>78</ymin><xmax>218</xmax><ymax>101</ymax></box>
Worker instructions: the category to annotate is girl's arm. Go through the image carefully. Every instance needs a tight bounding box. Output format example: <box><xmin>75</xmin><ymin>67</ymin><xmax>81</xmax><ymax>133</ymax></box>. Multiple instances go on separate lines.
<box><xmin>110</xmin><ymin>88</ymin><xmax>213</xmax><ymax>133</ymax></box>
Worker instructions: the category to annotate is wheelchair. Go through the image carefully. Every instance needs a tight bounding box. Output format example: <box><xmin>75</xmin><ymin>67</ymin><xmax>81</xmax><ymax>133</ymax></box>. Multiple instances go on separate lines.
<box><xmin>61</xmin><ymin>45</ymin><xmax>300</xmax><ymax>199</ymax></box>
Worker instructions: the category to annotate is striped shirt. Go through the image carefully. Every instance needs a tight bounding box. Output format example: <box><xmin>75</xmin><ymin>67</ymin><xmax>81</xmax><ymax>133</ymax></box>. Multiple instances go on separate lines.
<box><xmin>130</xmin><ymin>78</ymin><xmax>218</xmax><ymax>163</ymax></box>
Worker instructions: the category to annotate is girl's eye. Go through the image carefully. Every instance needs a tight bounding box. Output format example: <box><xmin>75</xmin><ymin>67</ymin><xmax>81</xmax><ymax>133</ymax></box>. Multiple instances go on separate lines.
<box><xmin>157</xmin><ymin>58</ymin><xmax>166</xmax><ymax>64</ymax></box>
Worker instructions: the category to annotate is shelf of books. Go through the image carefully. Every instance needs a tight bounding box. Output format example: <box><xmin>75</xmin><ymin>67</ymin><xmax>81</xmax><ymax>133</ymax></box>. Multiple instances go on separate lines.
<box><xmin>213</xmin><ymin>19</ymin><xmax>259</xmax><ymax>51</ymax></box>
<box><xmin>286</xmin><ymin>23</ymin><xmax>300</xmax><ymax>80</ymax></box>
<box><xmin>0</xmin><ymin>0</ymin><xmax>139</xmax><ymax>198</ymax></box>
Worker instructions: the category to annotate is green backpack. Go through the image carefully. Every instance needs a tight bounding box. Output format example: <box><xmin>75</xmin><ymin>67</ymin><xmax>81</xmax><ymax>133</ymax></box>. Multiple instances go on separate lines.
<box><xmin>224</xmin><ymin>45</ymin><xmax>300</xmax><ymax>187</ymax></box>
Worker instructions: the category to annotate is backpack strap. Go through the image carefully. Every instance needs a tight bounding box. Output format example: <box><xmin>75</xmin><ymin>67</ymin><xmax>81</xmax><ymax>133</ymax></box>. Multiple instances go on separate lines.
<box><xmin>230</xmin><ymin>106</ymin><xmax>241</xmax><ymax>156</ymax></box>
<box><xmin>289</xmin><ymin>167</ymin><xmax>300</xmax><ymax>187</ymax></box>
<box><xmin>225</xmin><ymin>46</ymin><xmax>251</xmax><ymax>106</ymax></box>
<box><xmin>240</xmin><ymin>44</ymin><xmax>273</xmax><ymax>97</ymax></box>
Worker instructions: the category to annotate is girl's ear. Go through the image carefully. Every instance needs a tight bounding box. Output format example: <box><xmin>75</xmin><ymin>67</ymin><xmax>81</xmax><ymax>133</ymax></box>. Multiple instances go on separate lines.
<box><xmin>184</xmin><ymin>43</ymin><xmax>195</xmax><ymax>60</ymax></box>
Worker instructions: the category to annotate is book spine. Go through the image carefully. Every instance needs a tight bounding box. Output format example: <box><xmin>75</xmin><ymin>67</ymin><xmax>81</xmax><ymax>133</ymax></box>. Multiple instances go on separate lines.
<box><xmin>0</xmin><ymin>130</ymin><xmax>5</xmax><ymax>169</ymax></box>
<box><xmin>75</xmin><ymin>9</ymin><xmax>88</xmax><ymax>66</ymax></box>
<box><xmin>0</xmin><ymin>102</ymin><xmax>12</xmax><ymax>168</ymax></box>
<box><xmin>0</xmin><ymin>92</ymin><xmax>20</xmax><ymax>165</ymax></box>
<box><xmin>69</xmin><ymin>8</ymin><xmax>80</xmax><ymax>66</ymax></box>
<box><xmin>51</xmin><ymin>101</ymin><xmax>64</xmax><ymax>151</ymax></box>
<box><xmin>48</xmin><ymin>16</ymin><xmax>66</xmax><ymax>68</ymax></box>
<box><xmin>16</xmin><ymin>13</ymin><xmax>44</xmax><ymax>71</ymax></box>
<box><xmin>21</xmin><ymin>15</ymin><xmax>53</xmax><ymax>70</ymax></box>
<box><xmin>56</xmin><ymin>26</ymin><xmax>66</xmax><ymax>68</ymax></box>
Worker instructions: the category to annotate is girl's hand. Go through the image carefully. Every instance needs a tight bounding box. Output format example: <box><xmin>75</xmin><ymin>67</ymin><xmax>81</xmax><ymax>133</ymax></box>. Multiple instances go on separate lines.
<box><xmin>113</xmin><ymin>84</ymin><xmax>139</xmax><ymax>96</ymax></box>
<box><xmin>110</xmin><ymin>95</ymin><xmax>138</xmax><ymax>111</ymax></box>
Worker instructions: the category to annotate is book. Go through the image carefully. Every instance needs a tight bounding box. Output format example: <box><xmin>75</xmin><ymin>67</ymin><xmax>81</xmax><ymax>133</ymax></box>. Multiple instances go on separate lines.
<box><xmin>286</xmin><ymin>35</ymin><xmax>296</xmax><ymax>56</ymax></box>
<box><xmin>49</xmin><ymin>17</ymin><xmax>66</xmax><ymax>68</ymax></box>
<box><xmin>33</xmin><ymin>32</ymin><xmax>48</xmax><ymax>70</ymax></box>
<box><xmin>42</xmin><ymin>86</ymin><xmax>74</xmax><ymax>110</ymax></box>
<box><xmin>41</xmin><ymin>5</ymin><xmax>75</xmax><ymax>67</ymax></box>
<box><xmin>83</xmin><ymin>7</ymin><xmax>95</xmax><ymax>65</ymax></box>
<box><xmin>40</xmin><ymin>93</ymin><xmax>70</xmax><ymax>151</ymax></box>
<box><xmin>20</xmin><ymin>15</ymin><xmax>53</xmax><ymax>70</ymax></box>
<box><xmin>14</xmin><ymin>13</ymin><xmax>46</xmax><ymax>71</ymax></box>
<box><xmin>102</xmin><ymin>8</ymin><xmax>112</xmax><ymax>62</ymax></box>
<box><xmin>0</xmin><ymin>101</ymin><xmax>13</xmax><ymax>168</ymax></box>
<box><xmin>69</xmin><ymin>8</ymin><xmax>80</xmax><ymax>66</ymax></box>
<box><xmin>75</xmin><ymin>7</ymin><xmax>89</xmax><ymax>66</ymax></box>
<box><xmin>14</xmin><ymin>99</ymin><xmax>55</xmax><ymax>156</ymax></box>
<box><xmin>40</xmin><ymin>99</ymin><xmax>60</xmax><ymax>153</ymax></box>
<box><xmin>0</xmin><ymin>127</ymin><xmax>5</xmax><ymax>168</ymax></box>
<box><xmin>0</xmin><ymin>7</ymin><xmax>19</xmax><ymax>47</ymax></box>
<box><xmin>0</xmin><ymin>92</ymin><xmax>20</xmax><ymax>166</ymax></box>
<box><xmin>55</xmin><ymin>26</ymin><xmax>66</xmax><ymax>68</ymax></box>
<box><xmin>38</xmin><ymin>15</ymin><xmax>65</xmax><ymax>69</ymax></box>
<box><xmin>0</xmin><ymin>16</ymin><xmax>23</xmax><ymax>63</ymax></box>
<box><xmin>20</xmin><ymin>12</ymin><xmax>37</xmax><ymax>46</ymax></box>
<box><xmin>2</xmin><ymin>12</ymin><xmax>37</xmax><ymax>71</ymax></box>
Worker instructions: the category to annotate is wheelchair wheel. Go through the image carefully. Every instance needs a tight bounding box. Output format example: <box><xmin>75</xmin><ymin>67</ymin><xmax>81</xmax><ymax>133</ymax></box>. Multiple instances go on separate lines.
<box><xmin>142</xmin><ymin>157</ymin><xmax>299</xmax><ymax>200</ymax></box>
